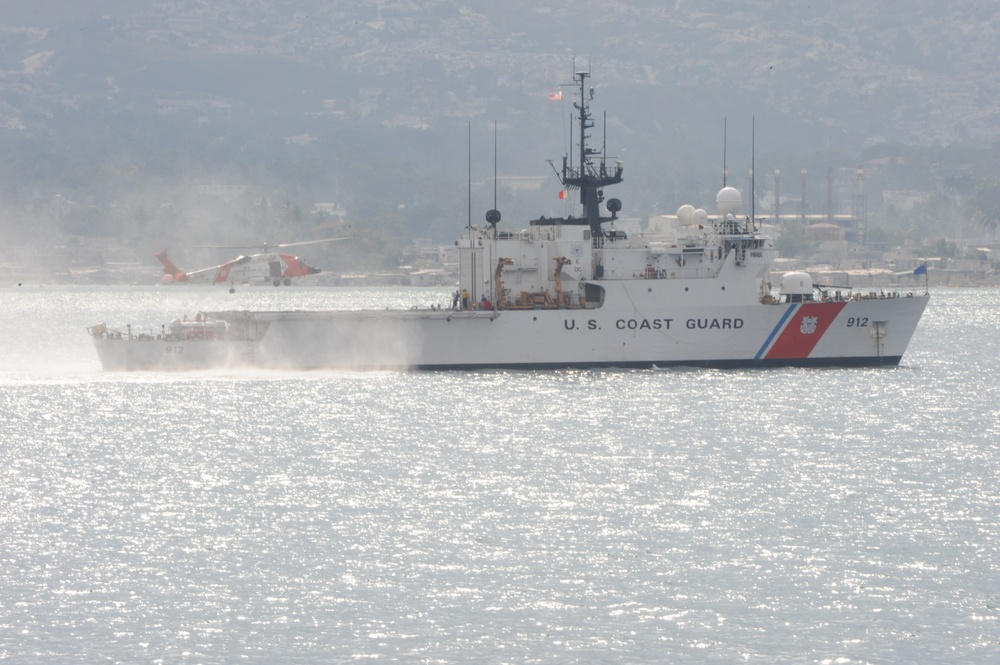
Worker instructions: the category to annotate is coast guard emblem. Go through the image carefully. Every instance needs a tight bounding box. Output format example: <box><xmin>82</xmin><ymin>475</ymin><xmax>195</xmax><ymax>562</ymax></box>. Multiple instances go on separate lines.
<box><xmin>800</xmin><ymin>316</ymin><xmax>818</xmax><ymax>334</ymax></box>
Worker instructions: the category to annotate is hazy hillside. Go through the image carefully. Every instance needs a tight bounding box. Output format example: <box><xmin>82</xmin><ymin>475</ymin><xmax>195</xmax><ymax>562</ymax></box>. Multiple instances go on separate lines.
<box><xmin>2</xmin><ymin>1</ymin><xmax>999</xmax><ymax>270</ymax></box>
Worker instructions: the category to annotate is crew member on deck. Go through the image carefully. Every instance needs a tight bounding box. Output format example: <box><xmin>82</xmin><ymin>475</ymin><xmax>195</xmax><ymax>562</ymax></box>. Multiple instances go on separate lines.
<box><xmin>461</xmin><ymin>288</ymin><xmax>469</xmax><ymax>309</ymax></box>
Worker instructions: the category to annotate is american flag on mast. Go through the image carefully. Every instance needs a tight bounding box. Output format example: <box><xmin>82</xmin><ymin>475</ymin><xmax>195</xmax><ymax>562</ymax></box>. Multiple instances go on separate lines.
<box><xmin>547</xmin><ymin>90</ymin><xmax>563</xmax><ymax>101</ymax></box>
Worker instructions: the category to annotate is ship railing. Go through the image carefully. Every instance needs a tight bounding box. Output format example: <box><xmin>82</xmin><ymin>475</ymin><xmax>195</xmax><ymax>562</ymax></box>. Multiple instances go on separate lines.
<box><xmin>767</xmin><ymin>290</ymin><xmax>922</xmax><ymax>305</ymax></box>
<box><xmin>88</xmin><ymin>323</ymin><xmax>163</xmax><ymax>341</ymax></box>
<box><xmin>839</xmin><ymin>290</ymin><xmax>919</xmax><ymax>301</ymax></box>
<box><xmin>87</xmin><ymin>320</ymin><xmax>233</xmax><ymax>342</ymax></box>
<box><xmin>592</xmin><ymin>235</ymin><xmax>642</xmax><ymax>249</ymax></box>
<box><xmin>469</xmin><ymin>226</ymin><xmax>558</xmax><ymax>242</ymax></box>
<box><xmin>521</xmin><ymin>227</ymin><xmax>558</xmax><ymax>241</ymax></box>
<box><xmin>592</xmin><ymin>232</ymin><xmax>699</xmax><ymax>250</ymax></box>
<box><xmin>594</xmin><ymin>262</ymin><xmax>725</xmax><ymax>281</ymax></box>
<box><xmin>630</xmin><ymin>266</ymin><xmax>723</xmax><ymax>280</ymax></box>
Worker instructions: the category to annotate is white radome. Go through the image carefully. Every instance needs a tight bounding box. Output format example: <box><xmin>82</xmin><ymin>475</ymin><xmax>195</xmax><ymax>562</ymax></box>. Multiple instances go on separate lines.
<box><xmin>716</xmin><ymin>186</ymin><xmax>742</xmax><ymax>216</ymax></box>
<box><xmin>779</xmin><ymin>271</ymin><xmax>814</xmax><ymax>296</ymax></box>
<box><xmin>677</xmin><ymin>204</ymin><xmax>695</xmax><ymax>225</ymax></box>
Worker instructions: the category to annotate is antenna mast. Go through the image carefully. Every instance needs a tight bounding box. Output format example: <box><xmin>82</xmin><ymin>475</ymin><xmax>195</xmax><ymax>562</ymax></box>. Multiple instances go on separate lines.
<box><xmin>493</xmin><ymin>120</ymin><xmax>498</xmax><ymax>211</ymax></box>
<box><xmin>467</xmin><ymin>121</ymin><xmax>473</xmax><ymax>249</ymax></box>
<box><xmin>723</xmin><ymin>118</ymin><xmax>728</xmax><ymax>187</ymax></box>
<box><xmin>751</xmin><ymin>117</ymin><xmax>756</xmax><ymax>228</ymax></box>
<box><xmin>559</xmin><ymin>70</ymin><xmax>624</xmax><ymax>238</ymax></box>
<box><xmin>484</xmin><ymin>122</ymin><xmax>502</xmax><ymax>234</ymax></box>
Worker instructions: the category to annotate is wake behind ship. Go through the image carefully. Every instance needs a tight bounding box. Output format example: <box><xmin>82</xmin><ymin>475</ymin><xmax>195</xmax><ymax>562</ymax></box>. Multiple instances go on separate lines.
<box><xmin>89</xmin><ymin>72</ymin><xmax>928</xmax><ymax>371</ymax></box>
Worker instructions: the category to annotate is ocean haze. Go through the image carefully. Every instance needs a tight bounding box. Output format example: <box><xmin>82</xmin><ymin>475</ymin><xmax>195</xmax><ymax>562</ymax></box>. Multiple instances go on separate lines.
<box><xmin>2</xmin><ymin>2</ymin><xmax>1000</xmax><ymax>272</ymax></box>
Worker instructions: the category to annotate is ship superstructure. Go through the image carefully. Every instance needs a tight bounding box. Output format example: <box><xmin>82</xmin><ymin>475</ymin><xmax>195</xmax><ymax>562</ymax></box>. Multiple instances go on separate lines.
<box><xmin>89</xmin><ymin>72</ymin><xmax>928</xmax><ymax>371</ymax></box>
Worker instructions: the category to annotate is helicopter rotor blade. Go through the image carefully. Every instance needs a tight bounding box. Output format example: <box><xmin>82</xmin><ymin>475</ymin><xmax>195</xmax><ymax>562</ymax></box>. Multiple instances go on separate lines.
<box><xmin>272</xmin><ymin>237</ymin><xmax>351</xmax><ymax>249</ymax></box>
<box><xmin>190</xmin><ymin>237</ymin><xmax>351</xmax><ymax>251</ymax></box>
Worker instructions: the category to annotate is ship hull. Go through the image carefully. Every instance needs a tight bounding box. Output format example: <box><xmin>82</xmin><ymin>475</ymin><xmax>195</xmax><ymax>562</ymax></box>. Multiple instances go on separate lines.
<box><xmin>91</xmin><ymin>293</ymin><xmax>928</xmax><ymax>371</ymax></box>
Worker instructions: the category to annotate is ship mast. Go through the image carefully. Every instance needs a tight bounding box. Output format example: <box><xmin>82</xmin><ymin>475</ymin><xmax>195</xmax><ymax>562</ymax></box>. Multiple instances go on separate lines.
<box><xmin>560</xmin><ymin>71</ymin><xmax>623</xmax><ymax>238</ymax></box>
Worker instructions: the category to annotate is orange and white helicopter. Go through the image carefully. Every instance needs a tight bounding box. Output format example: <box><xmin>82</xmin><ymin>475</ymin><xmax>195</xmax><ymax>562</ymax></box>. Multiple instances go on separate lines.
<box><xmin>156</xmin><ymin>238</ymin><xmax>347</xmax><ymax>288</ymax></box>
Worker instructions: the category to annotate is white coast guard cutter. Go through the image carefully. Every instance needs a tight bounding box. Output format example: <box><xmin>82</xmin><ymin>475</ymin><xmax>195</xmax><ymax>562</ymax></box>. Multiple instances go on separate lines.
<box><xmin>89</xmin><ymin>72</ymin><xmax>927</xmax><ymax>371</ymax></box>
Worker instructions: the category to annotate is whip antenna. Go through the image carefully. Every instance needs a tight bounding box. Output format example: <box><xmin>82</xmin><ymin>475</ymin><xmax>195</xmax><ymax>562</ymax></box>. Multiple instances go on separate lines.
<box><xmin>751</xmin><ymin>117</ymin><xmax>756</xmax><ymax>228</ymax></box>
<box><xmin>723</xmin><ymin>117</ymin><xmax>728</xmax><ymax>187</ymax></box>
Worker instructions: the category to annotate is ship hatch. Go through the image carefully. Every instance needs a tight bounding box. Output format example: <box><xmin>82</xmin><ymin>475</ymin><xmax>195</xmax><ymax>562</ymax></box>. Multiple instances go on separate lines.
<box><xmin>584</xmin><ymin>282</ymin><xmax>605</xmax><ymax>307</ymax></box>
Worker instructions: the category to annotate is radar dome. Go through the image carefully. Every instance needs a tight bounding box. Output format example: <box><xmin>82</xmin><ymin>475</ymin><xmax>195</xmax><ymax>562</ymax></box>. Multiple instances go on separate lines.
<box><xmin>676</xmin><ymin>204</ymin><xmax>695</xmax><ymax>225</ymax></box>
<box><xmin>716</xmin><ymin>186</ymin><xmax>742</xmax><ymax>216</ymax></box>
<box><xmin>779</xmin><ymin>271</ymin><xmax>813</xmax><ymax>296</ymax></box>
<box><xmin>692</xmin><ymin>208</ymin><xmax>708</xmax><ymax>227</ymax></box>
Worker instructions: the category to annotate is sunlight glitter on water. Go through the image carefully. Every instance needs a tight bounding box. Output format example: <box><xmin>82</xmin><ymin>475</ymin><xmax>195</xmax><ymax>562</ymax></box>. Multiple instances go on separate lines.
<box><xmin>1</xmin><ymin>287</ymin><xmax>999</xmax><ymax>662</ymax></box>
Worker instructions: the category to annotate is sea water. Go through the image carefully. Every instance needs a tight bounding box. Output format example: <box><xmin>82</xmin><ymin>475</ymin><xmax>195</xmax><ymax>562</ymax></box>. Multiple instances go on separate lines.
<box><xmin>1</xmin><ymin>285</ymin><xmax>997</xmax><ymax>663</ymax></box>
